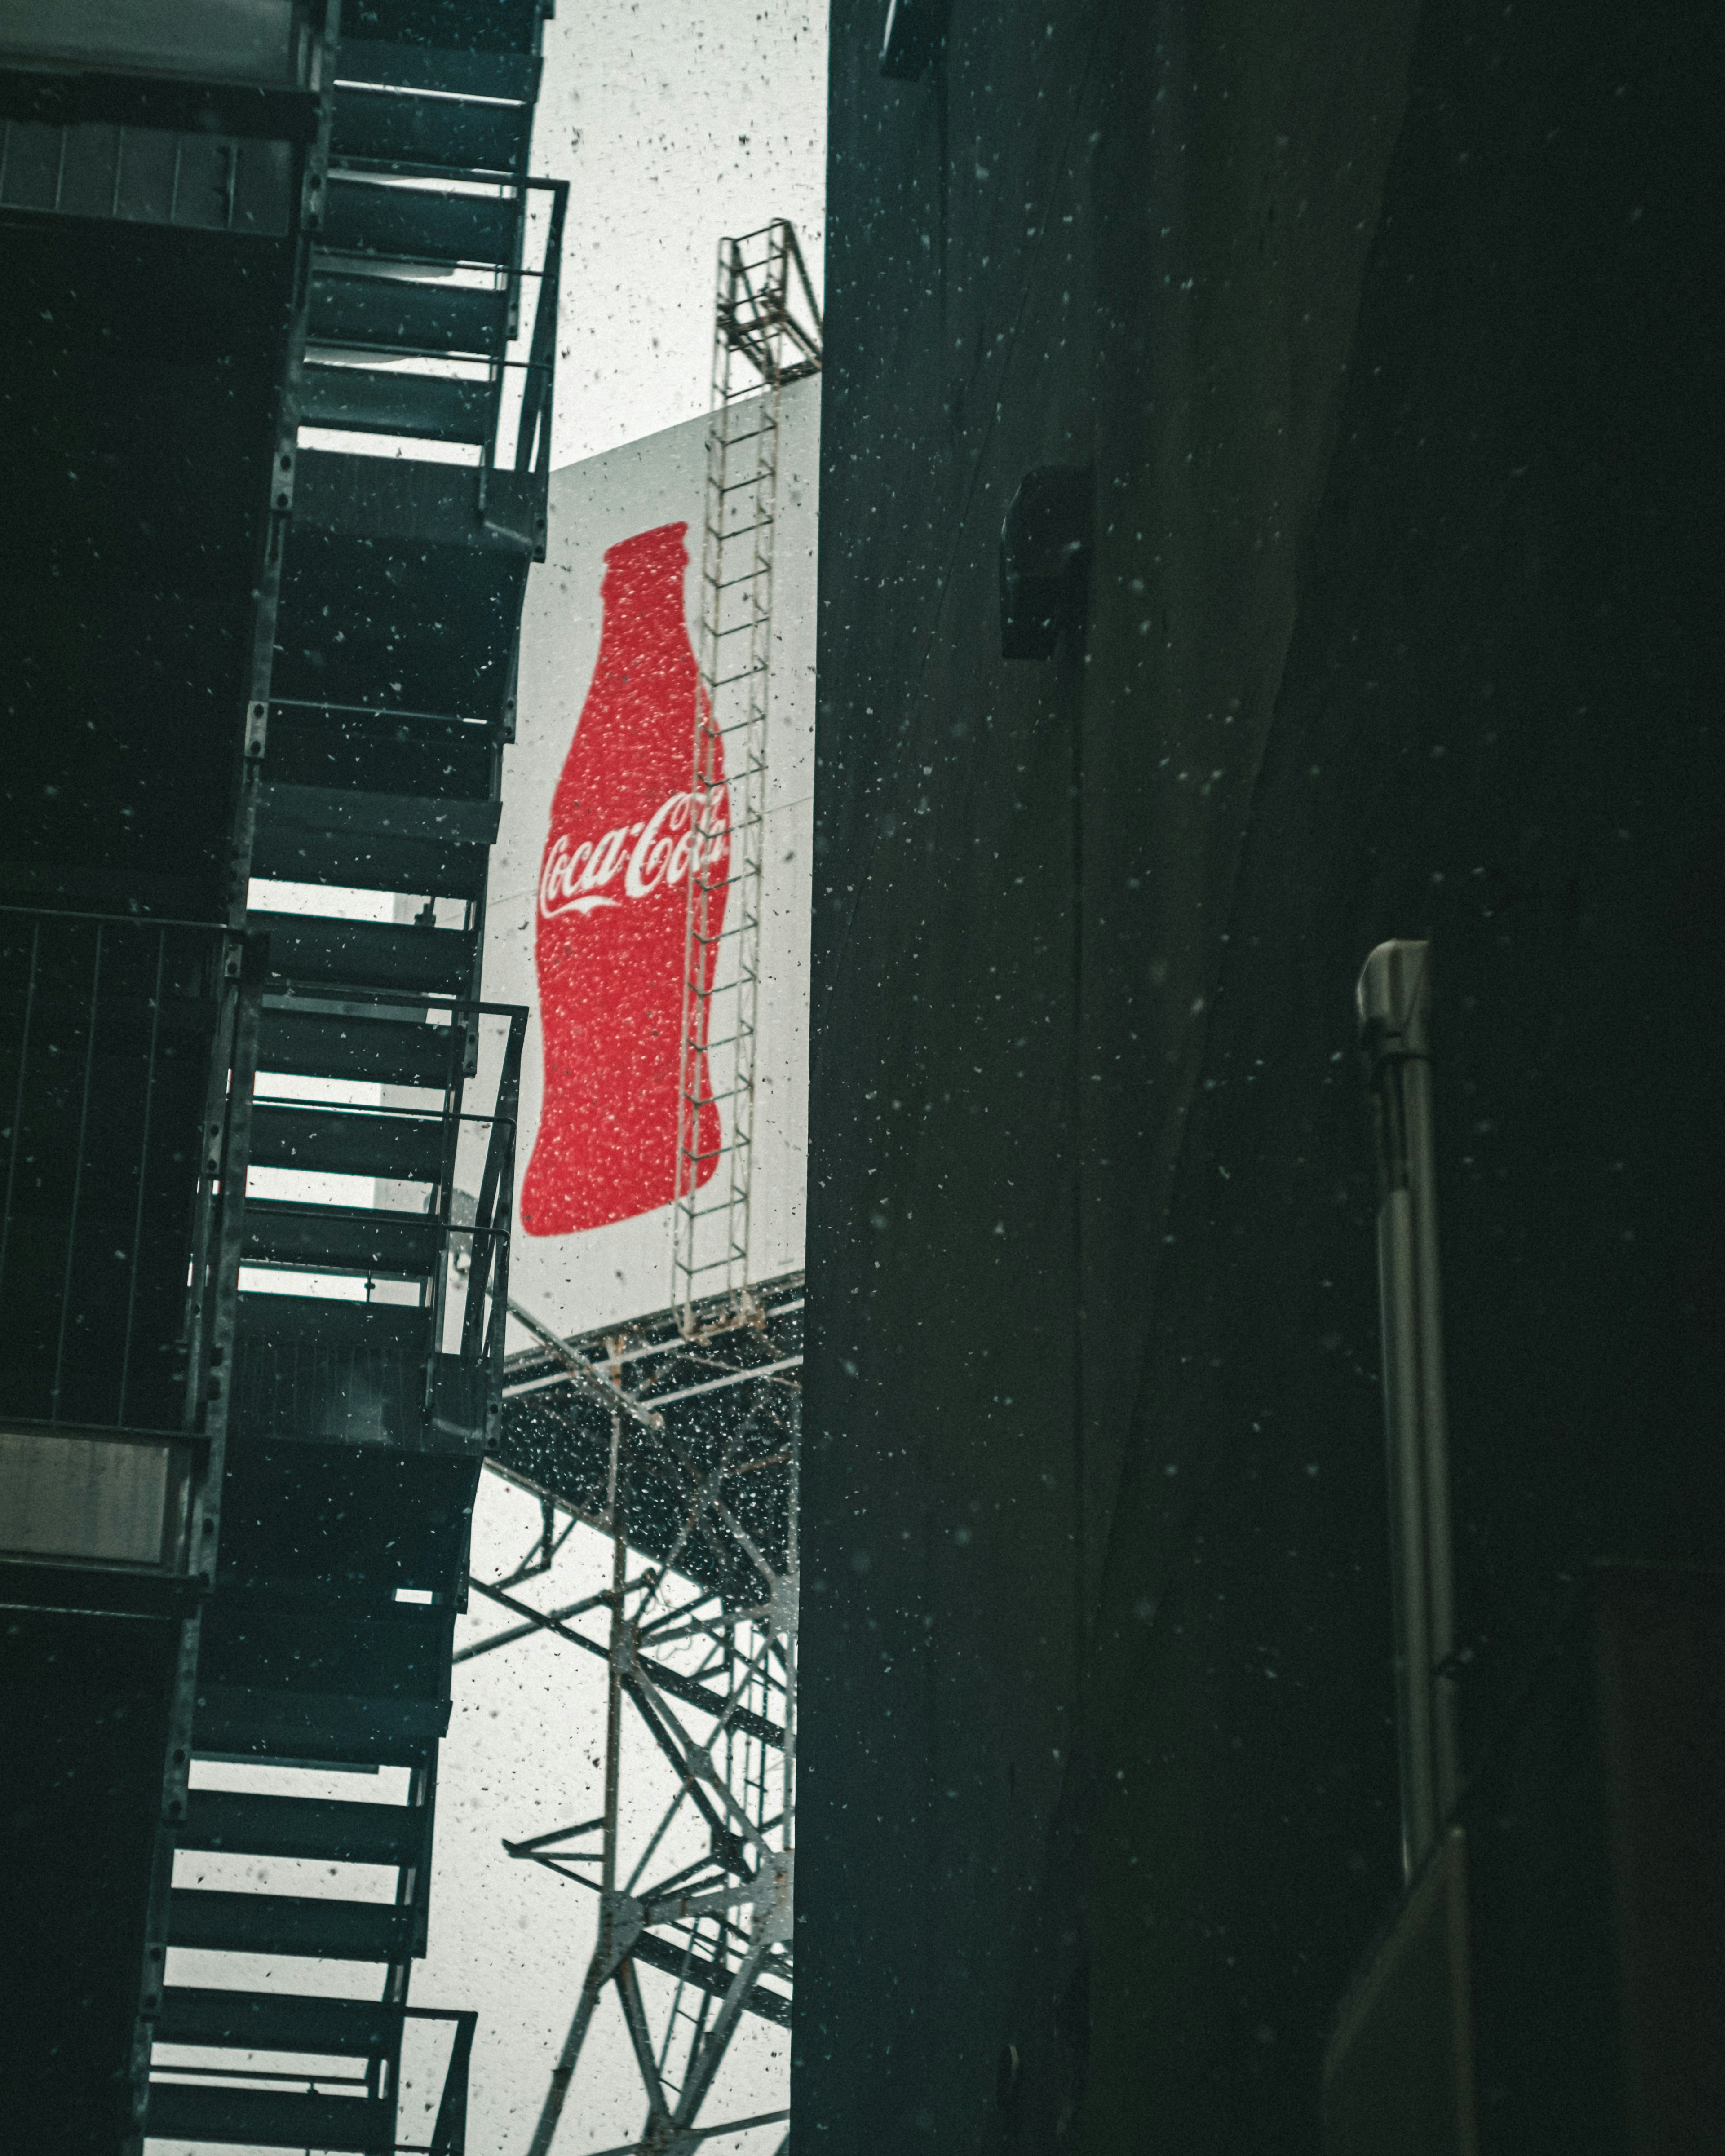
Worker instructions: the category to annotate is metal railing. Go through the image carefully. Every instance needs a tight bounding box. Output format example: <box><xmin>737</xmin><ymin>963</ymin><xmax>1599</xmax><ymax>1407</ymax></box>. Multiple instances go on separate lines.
<box><xmin>244</xmin><ymin>984</ymin><xmax>525</xmax><ymax>1444</ymax></box>
<box><xmin>302</xmin><ymin>175</ymin><xmax>567</xmax><ymax>485</ymax></box>
<box><xmin>495</xmin><ymin>175</ymin><xmax>566</xmax><ymax>482</ymax></box>
<box><xmin>148</xmin><ymin>2005</ymin><xmax>478</xmax><ymax>2154</ymax></box>
<box><xmin>419</xmin><ymin>2007</ymin><xmax>477</xmax><ymax>2156</ymax></box>
<box><xmin>442</xmin><ymin>998</ymin><xmax>527</xmax><ymax>1451</ymax></box>
<box><xmin>0</xmin><ymin>906</ymin><xmax>259</xmax><ymax>1448</ymax></box>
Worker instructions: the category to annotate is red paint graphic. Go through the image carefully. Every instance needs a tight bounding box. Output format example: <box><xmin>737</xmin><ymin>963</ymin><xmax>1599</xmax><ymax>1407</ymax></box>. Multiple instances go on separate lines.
<box><xmin>521</xmin><ymin>522</ymin><xmax>727</xmax><ymax>1236</ymax></box>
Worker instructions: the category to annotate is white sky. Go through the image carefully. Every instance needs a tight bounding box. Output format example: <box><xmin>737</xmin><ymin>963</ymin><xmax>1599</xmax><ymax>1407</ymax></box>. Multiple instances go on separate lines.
<box><xmin>151</xmin><ymin>11</ymin><xmax>825</xmax><ymax>2155</ymax></box>
<box><xmin>427</xmin><ymin>9</ymin><xmax>824</xmax><ymax>2152</ymax></box>
<box><xmin>538</xmin><ymin>0</ymin><xmax>827</xmax><ymax>468</ymax></box>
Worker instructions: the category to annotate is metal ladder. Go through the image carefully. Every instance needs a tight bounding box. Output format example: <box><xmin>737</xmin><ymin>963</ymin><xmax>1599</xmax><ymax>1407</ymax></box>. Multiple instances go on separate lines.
<box><xmin>146</xmin><ymin>3</ymin><xmax>557</xmax><ymax>2144</ymax></box>
<box><xmin>672</xmin><ymin>221</ymin><xmax>822</xmax><ymax>1326</ymax></box>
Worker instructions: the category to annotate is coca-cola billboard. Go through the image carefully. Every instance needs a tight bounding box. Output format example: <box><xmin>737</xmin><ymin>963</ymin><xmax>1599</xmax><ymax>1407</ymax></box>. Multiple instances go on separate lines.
<box><xmin>485</xmin><ymin>382</ymin><xmax>818</xmax><ymax>1339</ymax></box>
<box><xmin>521</xmin><ymin>521</ymin><xmax>728</xmax><ymax>1240</ymax></box>
<box><xmin>536</xmin><ymin>786</ymin><xmax>727</xmax><ymax>925</ymax></box>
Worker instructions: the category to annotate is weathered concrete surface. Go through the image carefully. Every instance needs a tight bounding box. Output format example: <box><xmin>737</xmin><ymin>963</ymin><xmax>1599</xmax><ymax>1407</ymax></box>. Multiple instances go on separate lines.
<box><xmin>801</xmin><ymin>0</ymin><xmax>1725</xmax><ymax>2149</ymax></box>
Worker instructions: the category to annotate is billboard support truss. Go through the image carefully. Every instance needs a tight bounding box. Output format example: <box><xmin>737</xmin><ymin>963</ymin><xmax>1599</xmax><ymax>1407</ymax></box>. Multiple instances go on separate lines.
<box><xmin>478</xmin><ymin>1286</ymin><xmax>802</xmax><ymax>2156</ymax></box>
<box><xmin>673</xmin><ymin>221</ymin><xmax>822</xmax><ymax>1330</ymax></box>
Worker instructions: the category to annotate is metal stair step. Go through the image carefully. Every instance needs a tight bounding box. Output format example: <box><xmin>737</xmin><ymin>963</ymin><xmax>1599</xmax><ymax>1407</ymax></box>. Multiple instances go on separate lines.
<box><xmin>243</xmin><ymin>1196</ymin><xmax>443</xmax><ymax>1277</ymax></box>
<box><xmin>193</xmin><ymin>1732</ymin><xmax>437</xmax><ymax>1775</ymax></box>
<box><xmin>272</xmin><ymin>485</ymin><xmax>531</xmax><ymax>716</ymax></box>
<box><xmin>192</xmin><ymin>1684</ymin><xmax>451</xmax><ymax>1757</ymax></box>
<box><xmin>258</xmin><ymin>1006</ymin><xmax>462</xmax><ymax>1088</ymax></box>
<box><xmin>251</xmin><ymin>820</ymin><xmax>490</xmax><ymax>899</ymax></box>
<box><xmin>282</xmin><ymin>448</ymin><xmax>544</xmax><ymax>569</ymax></box>
<box><xmin>322</xmin><ymin>172</ymin><xmax>519</xmax><ymax>264</ymax></box>
<box><xmin>233</xmin><ymin>1330</ymin><xmax>433</xmax><ymax>1453</ymax></box>
<box><xmin>336</xmin><ymin>38</ymin><xmax>541</xmax><ymax>101</ymax></box>
<box><xmin>200</xmin><ymin>1595</ymin><xmax>456</xmax><ymax>1704</ymax></box>
<box><xmin>345</xmin><ymin>0</ymin><xmax>547</xmax><ymax>56</ymax></box>
<box><xmin>216</xmin><ymin>1438</ymin><xmax>479</xmax><ymax>1605</ymax></box>
<box><xmin>264</xmin><ymin>702</ymin><xmax>497</xmax><ymax>795</ymax></box>
<box><xmin>331</xmin><ymin>84</ymin><xmax>529</xmax><ymax>174</ymax></box>
<box><xmin>260</xmin><ymin>781</ymin><xmax>500</xmax><ymax>847</ymax></box>
<box><xmin>250</xmin><ymin>912</ymin><xmax>475</xmax><ymax>997</ymax></box>
<box><xmin>303</xmin><ymin>359</ymin><xmax>494</xmax><ymax>442</ymax></box>
<box><xmin>233</xmin><ymin>1339</ymin><xmax>487</xmax><ymax>1458</ymax></box>
<box><xmin>168</xmin><ymin>1888</ymin><xmax>421</xmax><ymax>1961</ymax></box>
<box><xmin>238</xmin><ymin>1291</ymin><xmax>433</xmax><ymax>1357</ymax></box>
<box><xmin>146</xmin><ymin>2081</ymin><xmax>393</xmax><ymax>2152</ymax></box>
<box><xmin>309</xmin><ymin>265</ymin><xmax>507</xmax><ymax>357</ymax></box>
<box><xmin>159</xmin><ymin>1984</ymin><xmax>405</xmax><ymax>2055</ymax></box>
<box><xmin>252</xmin><ymin>1100</ymin><xmax>448</xmax><ymax>1181</ymax></box>
<box><xmin>181</xmin><ymin>1789</ymin><xmax>428</xmax><ymax>1867</ymax></box>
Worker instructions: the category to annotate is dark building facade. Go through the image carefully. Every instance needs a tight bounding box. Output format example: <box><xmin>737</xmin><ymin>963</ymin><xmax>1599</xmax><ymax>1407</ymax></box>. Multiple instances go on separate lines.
<box><xmin>802</xmin><ymin>3</ymin><xmax>1724</xmax><ymax>2152</ymax></box>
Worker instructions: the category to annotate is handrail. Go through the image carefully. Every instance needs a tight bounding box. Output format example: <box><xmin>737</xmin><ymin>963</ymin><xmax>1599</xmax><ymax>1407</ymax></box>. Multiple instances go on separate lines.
<box><xmin>420</xmin><ymin>2007</ymin><xmax>477</xmax><ymax>2156</ymax></box>
<box><xmin>146</xmin><ymin>2006</ymin><xmax>477</xmax><ymax>2153</ymax></box>
<box><xmin>261</xmin><ymin>982</ymin><xmax>527</xmax><ymax>1019</ymax></box>
<box><xmin>460</xmin><ymin>1010</ymin><xmax>524</xmax><ymax>1385</ymax></box>
<box><xmin>0</xmin><ymin>900</ymin><xmax>229</xmax><ymax>930</ymax></box>
<box><xmin>313</xmin><ymin>243</ymin><xmax>562</xmax><ymax>278</ymax></box>
<box><xmin>510</xmin><ymin>176</ymin><xmax>566</xmax><ymax>481</ymax></box>
<box><xmin>303</xmin><ymin>171</ymin><xmax>566</xmax><ymax>482</ymax></box>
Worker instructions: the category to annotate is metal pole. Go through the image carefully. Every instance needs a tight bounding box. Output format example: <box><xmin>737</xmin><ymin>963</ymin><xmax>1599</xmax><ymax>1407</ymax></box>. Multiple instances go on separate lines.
<box><xmin>523</xmin><ymin>1408</ymin><xmax>628</xmax><ymax>2156</ymax></box>
<box><xmin>1357</xmin><ymin>939</ymin><xmax>1460</xmax><ymax>1880</ymax></box>
<box><xmin>603</xmin><ymin>1410</ymin><xmax>627</xmax><ymax>1903</ymax></box>
<box><xmin>509</xmin><ymin>1303</ymin><xmax>800</xmax><ymax>2150</ymax></box>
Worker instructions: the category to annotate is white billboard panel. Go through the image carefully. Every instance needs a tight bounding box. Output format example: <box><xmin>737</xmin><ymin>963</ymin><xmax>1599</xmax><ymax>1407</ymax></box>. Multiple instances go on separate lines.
<box><xmin>485</xmin><ymin>378</ymin><xmax>817</xmax><ymax>1341</ymax></box>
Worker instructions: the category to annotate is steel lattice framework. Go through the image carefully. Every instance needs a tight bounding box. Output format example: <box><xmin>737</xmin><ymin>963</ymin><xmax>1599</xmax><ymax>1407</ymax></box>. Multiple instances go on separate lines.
<box><xmin>468</xmin><ymin>1278</ymin><xmax>803</xmax><ymax>2156</ymax></box>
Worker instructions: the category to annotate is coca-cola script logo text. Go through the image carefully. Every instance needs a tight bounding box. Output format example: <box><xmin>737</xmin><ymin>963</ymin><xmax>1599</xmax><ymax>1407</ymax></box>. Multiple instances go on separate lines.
<box><xmin>539</xmin><ymin>789</ymin><xmax>729</xmax><ymax>920</ymax></box>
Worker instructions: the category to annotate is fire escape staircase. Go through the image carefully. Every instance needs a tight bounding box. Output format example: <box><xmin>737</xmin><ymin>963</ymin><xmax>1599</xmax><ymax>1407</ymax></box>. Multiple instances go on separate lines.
<box><xmin>146</xmin><ymin>3</ymin><xmax>558</xmax><ymax>2146</ymax></box>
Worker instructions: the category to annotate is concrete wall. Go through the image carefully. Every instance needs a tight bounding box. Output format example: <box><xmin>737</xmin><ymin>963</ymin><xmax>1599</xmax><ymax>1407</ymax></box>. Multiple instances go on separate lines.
<box><xmin>801</xmin><ymin>1</ymin><xmax>1725</xmax><ymax>2150</ymax></box>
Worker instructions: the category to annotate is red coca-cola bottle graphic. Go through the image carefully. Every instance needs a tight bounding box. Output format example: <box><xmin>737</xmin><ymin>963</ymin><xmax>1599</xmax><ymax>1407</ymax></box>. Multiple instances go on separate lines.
<box><xmin>521</xmin><ymin>522</ymin><xmax>728</xmax><ymax>1236</ymax></box>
